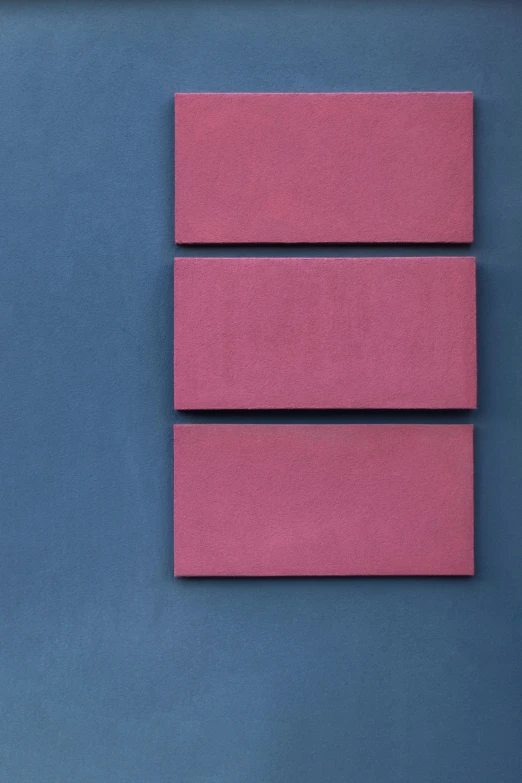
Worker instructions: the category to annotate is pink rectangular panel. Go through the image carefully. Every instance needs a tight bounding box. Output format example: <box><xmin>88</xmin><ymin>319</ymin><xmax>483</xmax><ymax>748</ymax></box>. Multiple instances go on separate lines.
<box><xmin>174</xmin><ymin>92</ymin><xmax>473</xmax><ymax>244</ymax></box>
<box><xmin>174</xmin><ymin>424</ymin><xmax>474</xmax><ymax>577</ymax></box>
<box><xmin>174</xmin><ymin>257</ymin><xmax>476</xmax><ymax>410</ymax></box>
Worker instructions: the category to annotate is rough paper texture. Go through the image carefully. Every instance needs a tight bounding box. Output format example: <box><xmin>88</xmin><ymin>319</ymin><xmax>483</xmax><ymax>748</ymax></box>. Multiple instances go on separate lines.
<box><xmin>174</xmin><ymin>424</ymin><xmax>474</xmax><ymax>577</ymax></box>
<box><xmin>174</xmin><ymin>257</ymin><xmax>477</xmax><ymax>410</ymax></box>
<box><xmin>175</xmin><ymin>92</ymin><xmax>473</xmax><ymax>244</ymax></box>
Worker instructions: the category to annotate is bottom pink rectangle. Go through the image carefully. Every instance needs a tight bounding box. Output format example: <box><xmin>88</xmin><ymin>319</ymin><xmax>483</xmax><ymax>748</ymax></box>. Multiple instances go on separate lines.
<box><xmin>174</xmin><ymin>425</ymin><xmax>474</xmax><ymax>577</ymax></box>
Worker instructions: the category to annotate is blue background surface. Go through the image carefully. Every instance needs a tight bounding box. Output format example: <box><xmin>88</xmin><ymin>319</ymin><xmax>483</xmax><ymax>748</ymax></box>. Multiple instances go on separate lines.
<box><xmin>1</xmin><ymin>2</ymin><xmax>521</xmax><ymax>781</ymax></box>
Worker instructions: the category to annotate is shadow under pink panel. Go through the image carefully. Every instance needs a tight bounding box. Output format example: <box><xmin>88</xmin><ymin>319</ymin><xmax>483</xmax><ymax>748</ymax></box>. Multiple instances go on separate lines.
<box><xmin>173</xmin><ymin>424</ymin><xmax>474</xmax><ymax>577</ymax></box>
<box><xmin>174</xmin><ymin>257</ymin><xmax>476</xmax><ymax>410</ymax></box>
<box><xmin>174</xmin><ymin>92</ymin><xmax>473</xmax><ymax>244</ymax></box>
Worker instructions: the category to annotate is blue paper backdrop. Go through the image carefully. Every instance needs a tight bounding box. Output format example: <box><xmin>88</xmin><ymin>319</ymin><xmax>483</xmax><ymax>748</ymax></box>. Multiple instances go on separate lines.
<box><xmin>1</xmin><ymin>2</ymin><xmax>521</xmax><ymax>781</ymax></box>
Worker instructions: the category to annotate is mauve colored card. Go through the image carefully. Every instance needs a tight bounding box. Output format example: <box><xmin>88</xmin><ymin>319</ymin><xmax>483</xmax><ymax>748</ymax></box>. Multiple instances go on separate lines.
<box><xmin>174</xmin><ymin>92</ymin><xmax>473</xmax><ymax>244</ymax></box>
<box><xmin>174</xmin><ymin>424</ymin><xmax>474</xmax><ymax>577</ymax></box>
<box><xmin>174</xmin><ymin>257</ymin><xmax>476</xmax><ymax>410</ymax></box>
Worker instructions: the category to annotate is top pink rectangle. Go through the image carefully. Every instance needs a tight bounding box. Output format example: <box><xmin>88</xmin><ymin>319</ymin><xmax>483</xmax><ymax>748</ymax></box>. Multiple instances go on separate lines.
<box><xmin>174</xmin><ymin>92</ymin><xmax>473</xmax><ymax>244</ymax></box>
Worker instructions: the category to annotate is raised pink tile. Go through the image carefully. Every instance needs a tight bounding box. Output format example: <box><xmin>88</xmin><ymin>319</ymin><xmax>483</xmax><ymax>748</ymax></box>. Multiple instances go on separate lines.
<box><xmin>174</xmin><ymin>257</ymin><xmax>476</xmax><ymax>410</ymax></box>
<box><xmin>174</xmin><ymin>424</ymin><xmax>474</xmax><ymax>577</ymax></box>
<box><xmin>174</xmin><ymin>92</ymin><xmax>473</xmax><ymax>244</ymax></box>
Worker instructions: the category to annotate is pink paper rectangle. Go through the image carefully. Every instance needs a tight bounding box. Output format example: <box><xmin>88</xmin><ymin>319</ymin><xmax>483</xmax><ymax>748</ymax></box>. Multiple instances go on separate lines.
<box><xmin>174</xmin><ymin>257</ymin><xmax>476</xmax><ymax>410</ymax></box>
<box><xmin>174</xmin><ymin>424</ymin><xmax>474</xmax><ymax>577</ymax></box>
<box><xmin>174</xmin><ymin>92</ymin><xmax>473</xmax><ymax>244</ymax></box>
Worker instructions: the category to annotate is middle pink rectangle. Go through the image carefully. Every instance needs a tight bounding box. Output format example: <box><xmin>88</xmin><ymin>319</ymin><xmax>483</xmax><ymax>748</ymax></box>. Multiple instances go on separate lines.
<box><xmin>174</xmin><ymin>257</ymin><xmax>476</xmax><ymax>410</ymax></box>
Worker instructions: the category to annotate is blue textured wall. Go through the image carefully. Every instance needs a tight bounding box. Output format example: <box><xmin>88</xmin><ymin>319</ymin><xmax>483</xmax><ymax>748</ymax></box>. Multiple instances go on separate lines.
<box><xmin>1</xmin><ymin>2</ymin><xmax>521</xmax><ymax>781</ymax></box>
